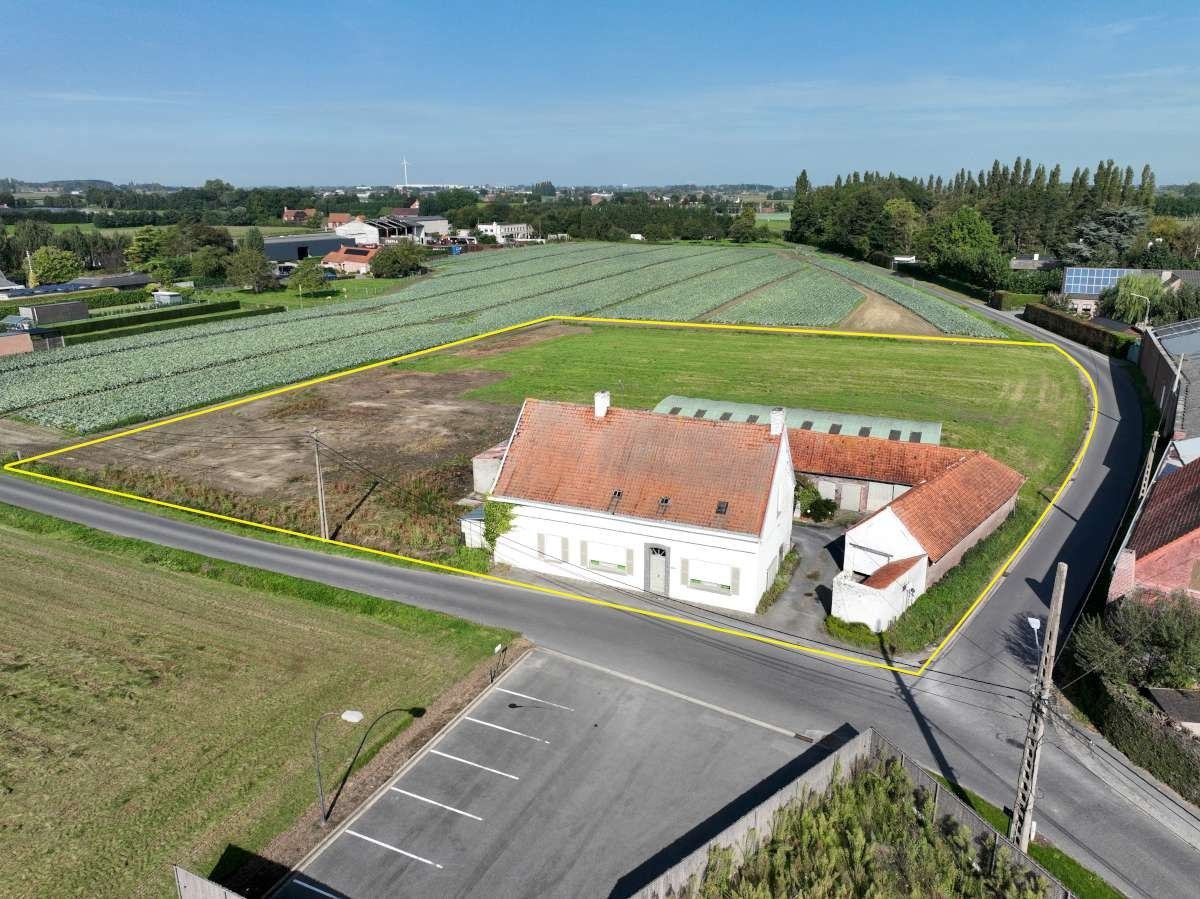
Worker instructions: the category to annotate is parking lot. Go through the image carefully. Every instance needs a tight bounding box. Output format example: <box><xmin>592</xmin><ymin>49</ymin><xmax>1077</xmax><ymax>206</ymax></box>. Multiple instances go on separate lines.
<box><xmin>271</xmin><ymin>649</ymin><xmax>822</xmax><ymax>898</ymax></box>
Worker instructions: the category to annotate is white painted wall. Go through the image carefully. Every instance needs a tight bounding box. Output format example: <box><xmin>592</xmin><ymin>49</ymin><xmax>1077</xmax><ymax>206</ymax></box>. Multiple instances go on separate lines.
<box><xmin>831</xmin><ymin>557</ymin><xmax>928</xmax><ymax>631</ymax></box>
<box><xmin>842</xmin><ymin>507</ymin><xmax>923</xmax><ymax>576</ymax></box>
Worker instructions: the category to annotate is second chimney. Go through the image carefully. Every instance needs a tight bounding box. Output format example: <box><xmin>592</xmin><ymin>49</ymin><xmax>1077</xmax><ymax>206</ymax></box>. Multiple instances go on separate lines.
<box><xmin>594</xmin><ymin>390</ymin><xmax>611</xmax><ymax>418</ymax></box>
<box><xmin>769</xmin><ymin>407</ymin><xmax>786</xmax><ymax>436</ymax></box>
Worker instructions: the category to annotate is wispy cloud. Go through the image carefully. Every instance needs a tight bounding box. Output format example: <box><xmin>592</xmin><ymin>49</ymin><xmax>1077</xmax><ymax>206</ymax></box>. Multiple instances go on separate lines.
<box><xmin>26</xmin><ymin>91</ymin><xmax>184</xmax><ymax>104</ymax></box>
<box><xmin>1081</xmin><ymin>17</ymin><xmax>1157</xmax><ymax>40</ymax></box>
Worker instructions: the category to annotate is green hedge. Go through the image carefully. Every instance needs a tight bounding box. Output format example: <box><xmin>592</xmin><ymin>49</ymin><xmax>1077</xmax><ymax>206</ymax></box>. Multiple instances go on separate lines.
<box><xmin>1023</xmin><ymin>303</ymin><xmax>1137</xmax><ymax>357</ymax></box>
<box><xmin>54</xmin><ymin>300</ymin><xmax>241</xmax><ymax>335</ymax></box>
<box><xmin>990</xmin><ymin>291</ymin><xmax>1041</xmax><ymax>311</ymax></box>
<box><xmin>66</xmin><ymin>305</ymin><xmax>284</xmax><ymax>344</ymax></box>
<box><xmin>1087</xmin><ymin>678</ymin><xmax>1200</xmax><ymax>805</ymax></box>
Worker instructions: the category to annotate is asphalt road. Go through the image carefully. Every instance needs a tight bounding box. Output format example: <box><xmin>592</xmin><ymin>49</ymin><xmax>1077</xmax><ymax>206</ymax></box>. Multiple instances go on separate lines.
<box><xmin>275</xmin><ymin>649</ymin><xmax>813</xmax><ymax>899</ymax></box>
<box><xmin>4</xmin><ymin>300</ymin><xmax>1199</xmax><ymax>896</ymax></box>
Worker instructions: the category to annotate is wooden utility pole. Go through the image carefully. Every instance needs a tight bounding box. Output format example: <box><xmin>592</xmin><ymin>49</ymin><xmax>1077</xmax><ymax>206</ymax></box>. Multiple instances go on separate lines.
<box><xmin>1010</xmin><ymin>561</ymin><xmax>1066</xmax><ymax>852</ymax></box>
<box><xmin>311</xmin><ymin>430</ymin><xmax>329</xmax><ymax>540</ymax></box>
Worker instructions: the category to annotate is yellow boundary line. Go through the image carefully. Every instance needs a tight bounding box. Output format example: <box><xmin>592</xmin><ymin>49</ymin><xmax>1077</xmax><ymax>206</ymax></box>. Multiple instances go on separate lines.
<box><xmin>3</xmin><ymin>315</ymin><xmax>1098</xmax><ymax>677</ymax></box>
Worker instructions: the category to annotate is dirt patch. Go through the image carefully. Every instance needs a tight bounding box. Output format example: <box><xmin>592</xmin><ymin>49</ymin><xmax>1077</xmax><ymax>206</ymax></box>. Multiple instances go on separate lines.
<box><xmin>452</xmin><ymin>321</ymin><xmax>591</xmax><ymax>359</ymax></box>
<box><xmin>839</xmin><ymin>291</ymin><xmax>941</xmax><ymax>336</ymax></box>
<box><xmin>0</xmin><ymin>417</ymin><xmax>69</xmax><ymax>460</ymax></box>
<box><xmin>44</xmin><ymin>365</ymin><xmax>524</xmax><ymax>558</ymax></box>
<box><xmin>222</xmin><ymin>639</ymin><xmax>535</xmax><ymax>898</ymax></box>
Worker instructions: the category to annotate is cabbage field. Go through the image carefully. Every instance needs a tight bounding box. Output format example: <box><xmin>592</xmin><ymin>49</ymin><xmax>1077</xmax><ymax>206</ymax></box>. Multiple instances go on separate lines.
<box><xmin>799</xmin><ymin>253</ymin><xmax>1003</xmax><ymax>337</ymax></box>
<box><xmin>0</xmin><ymin>242</ymin><xmax>1000</xmax><ymax>432</ymax></box>
<box><xmin>712</xmin><ymin>264</ymin><xmax>864</xmax><ymax>326</ymax></box>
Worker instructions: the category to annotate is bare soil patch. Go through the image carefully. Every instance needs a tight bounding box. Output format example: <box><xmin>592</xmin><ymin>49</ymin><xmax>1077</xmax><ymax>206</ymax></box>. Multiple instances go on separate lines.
<box><xmin>44</xmin><ymin>365</ymin><xmax>524</xmax><ymax>558</ymax></box>
<box><xmin>839</xmin><ymin>291</ymin><xmax>941</xmax><ymax>336</ymax></box>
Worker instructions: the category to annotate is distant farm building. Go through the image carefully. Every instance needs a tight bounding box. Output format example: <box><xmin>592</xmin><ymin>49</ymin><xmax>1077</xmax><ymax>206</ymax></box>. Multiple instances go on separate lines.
<box><xmin>1009</xmin><ymin>253</ymin><xmax>1061</xmax><ymax>272</ymax></box>
<box><xmin>263</xmin><ymin>234</ymin><xmax>353</xmax><ymax>263</ymax></box>
<box><xmin>322</xmin><ymin>244</ymin><xmax>380</xmax><ymax>275</ymax></box>
<box><xmin>477</xmin><ymin>221</ymin><xmax>534</xmax><ymax>244</ymax></box>
<box><xmin>325</xmin><ymin>213</ymin><xmax>352</xmax><ymax>230</ymax></box>
<box><xmin>152</xmin><ymin>290</ymin><xmax>185</xmax><ymax>306</ymax></box>
<box><xmin>1061</xmin><ymin>267</ymin><xmax>1200</xmax><ymax>318</ymax></box>
<box><xmin>335</xmin><ymin>214</ymin><xmax>450</xmax><ymax>246</ymax></box>
<box><xmin>474</xmin><ymin>393</ymin><xmax>795</xmax><ymax>614</ymax></box>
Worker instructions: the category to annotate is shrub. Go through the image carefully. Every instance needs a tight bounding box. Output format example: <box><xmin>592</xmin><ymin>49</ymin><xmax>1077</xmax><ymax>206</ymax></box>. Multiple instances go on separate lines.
<box><xmin>990</xmin><ymin>290</ymin><xmax>1040</xmax><ymax>311</ymax></box>
<box><xmin>825</xmin><ymin>614</ymin><xmax>877</xmax><ymax>645</ymax></box>
<box><xmin>1023</xmin><ymin>303</ymin><xmax>1136</xmax><ymax>357</ymax></box>
<box><xmin>371</xmin><ymin>244</ymin><xmax>427</xmax><ymax>278</ymax></box>
<box><xmin>482</xmin><ymin>500</ymin><xmax>514</xmax><ymax>547</ymax></box>
<box><xmin>756</xmin><ymin>549</ymin><xmax>799</xmax><ymax>614</ymax></box>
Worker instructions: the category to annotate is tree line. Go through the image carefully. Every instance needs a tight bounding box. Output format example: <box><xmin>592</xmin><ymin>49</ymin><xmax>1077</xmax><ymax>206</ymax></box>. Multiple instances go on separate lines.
<box><xmin>785</xmin><ymin>158</ymin><xmax>1195</xmax><ymax>291</ymax></box>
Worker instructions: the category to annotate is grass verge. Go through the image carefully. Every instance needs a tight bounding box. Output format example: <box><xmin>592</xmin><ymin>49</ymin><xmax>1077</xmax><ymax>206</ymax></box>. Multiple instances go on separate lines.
<box><xmin>756</xmin><ymin>548</ymin><xmax>800</xmax><ymax>614</ymax></box>
<box><xmin>933</xmin><ymin>775</ymin><xmax>1126</xmax><ymax>899</ymax></box>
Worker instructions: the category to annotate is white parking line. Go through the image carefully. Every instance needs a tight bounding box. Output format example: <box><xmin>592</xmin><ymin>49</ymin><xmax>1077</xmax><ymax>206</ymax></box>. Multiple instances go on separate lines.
<box><xmin>495</xmin><ymin>687</ymin><xmax>575</xmax><ymax>711</ymax></box>
<box><xmin>345</xmin><ymin>830</ymin><xmax>444</xmax><ymax>869</ymax></box>
<box><xmin>292</xmin><ymin>880</ymin><xmax>342</xmax><ymax>898</ymax></box>
<box><xmin>430</xmin><ymin>749</ymin><xmax>520</xmax><ymax>780</ymax></box>
<box><xmin>464</xmin><ymin>715</ymin><xmax>551</xmax><ymax>744</ymax></box>
<box><xmin>390</xmin><ymin>787</ymin><xmax>483</xmax><ymax>821</ymax></box>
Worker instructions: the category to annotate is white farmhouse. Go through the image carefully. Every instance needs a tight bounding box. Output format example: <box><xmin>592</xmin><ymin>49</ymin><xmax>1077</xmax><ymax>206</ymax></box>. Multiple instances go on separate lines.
<box><xmin>478</xmin><ymin>392</ymin><xmax>795</xmax><ymax>613</ymax></box>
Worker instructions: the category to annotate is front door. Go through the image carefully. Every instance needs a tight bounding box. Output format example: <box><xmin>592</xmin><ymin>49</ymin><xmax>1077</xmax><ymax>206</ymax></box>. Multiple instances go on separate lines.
<box><xmin>646</xmin><ymin>545</ymin><xmax>669</xmax><ymax>597</ymax></box>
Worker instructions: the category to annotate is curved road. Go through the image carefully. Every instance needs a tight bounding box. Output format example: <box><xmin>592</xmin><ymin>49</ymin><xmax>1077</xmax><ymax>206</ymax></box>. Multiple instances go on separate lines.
<box><xmin>3</xmin><ymin>298</ymin><xmax>1198</xmax><ymax>896</ymax></box>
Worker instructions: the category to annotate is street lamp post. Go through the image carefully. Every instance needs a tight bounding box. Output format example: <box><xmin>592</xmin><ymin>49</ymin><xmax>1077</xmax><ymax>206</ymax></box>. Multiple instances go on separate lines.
<box><xmin>313</xmin><ymin>709</ymin><xmax>364</xmax><ymax>825</ymax></box>
<box><xmin>1131</xmin><ymin>291</ymin><xmax>1152</xmax><ymax>329</ymax></box>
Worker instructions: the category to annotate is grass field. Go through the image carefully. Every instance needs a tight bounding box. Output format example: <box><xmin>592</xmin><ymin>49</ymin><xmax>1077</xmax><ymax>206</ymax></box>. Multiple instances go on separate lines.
<box><xmin>404</xmin><ymin>323</ymin><xmax>1088</xmax><ymax>650</ymax></box>
<box><xmin>0</xmin><ymin>503</ymin><xmax>512</xmax><ymax>899</ymax></box>
<box><xmin>756</xmin><ymin>212</ymin><xmax>790</xmax><ymax>233</ymax></box>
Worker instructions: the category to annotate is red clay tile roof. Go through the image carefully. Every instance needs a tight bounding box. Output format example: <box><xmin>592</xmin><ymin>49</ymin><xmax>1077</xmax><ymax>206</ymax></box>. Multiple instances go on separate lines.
<box><xmin>1129</xmin><ymin>457</ymin><xmax>1200</xmax><ymax>558</ymax></box>
<box><xmin>327</xmin><ymin>213</ymin><xmax>352</xmax><ymax>225</ymax></box>
<box><xmin>322</xmin><ymin>245</ymin><xmax>379</xmax><ymax>265</ymax></box>
<box><xmin>492</xmin><ymin>400</ymin><xmax>785</xmax><ymax>535</ymax></box>
<box><xmin>886</xmin><ymin>452</ymin><xmax>1024</xmax><ymax>562</ymax></box>
<box><xmin>864</xmin><ymin>554</ymin><xmax>925</xmax><ymax>588</ymax></box>
<box><xmin>788</xmin><ymin>429</ymin><xmax>969</xmax><ymax>485</ymax></box>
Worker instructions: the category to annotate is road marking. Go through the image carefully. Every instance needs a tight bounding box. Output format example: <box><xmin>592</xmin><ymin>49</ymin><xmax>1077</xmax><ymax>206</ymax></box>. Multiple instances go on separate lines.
<box><xmin>345</xmin><ymin>830</ymin><xmax>444</xmax><ymax>869</ymax></box>
<box><xmin>291</xmin><ymin>881</ymin><xmax>342</xmax><ymax>898</ymax></box>
<box><xmin>430</xmin><ymin>749</ymin><xmax>520</xmax><ymax>780</ymax></box>
<box><xmin>390</xmin><ymin>787</ymin><xmax>482</xmax><ymax>821</ymax></box>
<box><xmin>496</xmin><ymin>687</ymin><xmax>575</xmax><ymax>711</ymax></box>
<box><xmin>464</xmin><ymin>715</ymin><xmax>550</xmax><ymax>744</ymax></box>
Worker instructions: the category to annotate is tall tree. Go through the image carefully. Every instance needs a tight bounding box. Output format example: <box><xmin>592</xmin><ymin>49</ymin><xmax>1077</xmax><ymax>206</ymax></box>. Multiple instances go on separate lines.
<box><xmin>29</xmin><ymin>246</ymin><xmax>83</xmax><ymax>286</ymax></box>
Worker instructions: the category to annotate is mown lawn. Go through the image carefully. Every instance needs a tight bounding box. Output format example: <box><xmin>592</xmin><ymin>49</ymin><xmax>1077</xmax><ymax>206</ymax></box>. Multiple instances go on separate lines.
<box><xmin>0</xmin><ymin>504</ymin><xmax>513</xmax><ymax>899</ymax></box>
<box><xmin>405</xmin><ymin>323</ymin><xmax>1089</xmax><ymax>650</ymax></box>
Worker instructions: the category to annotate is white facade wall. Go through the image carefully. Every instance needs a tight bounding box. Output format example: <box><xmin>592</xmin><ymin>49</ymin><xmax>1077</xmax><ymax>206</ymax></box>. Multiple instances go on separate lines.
<box><xmin>478</xmin><ymin>222</ymin><xmax>534</xmax><ymax>243</ymax></box>
<box><xmin>842</xmin><ymin>507</ymin><xmax>923</xmax><ymax>576</ymax></box>
<box><xmin>801</xmin><ymin>471</ymin><xmax>908</xmax><ymax>514</ymax></box>
<box><xmin>418</xmin><ymin>217</ymin><xmax>450</xmax><ymax>239</ymax></box>
<box><xmin>492</xmin><ymin>441</ymin><xmax>794</xmax><ymax>615</ymax></box>
<box><xmin>831</xmin><ymin>557</ymin><xmax>929</xmax><ymax>632</ymax></box>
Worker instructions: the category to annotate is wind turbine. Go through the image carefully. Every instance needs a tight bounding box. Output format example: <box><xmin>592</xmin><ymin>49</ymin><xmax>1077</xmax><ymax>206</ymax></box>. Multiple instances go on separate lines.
<box><xmin>401</xmin><ymin>157</ymin><xmax>409</xmax><ymax>189</ymax></box>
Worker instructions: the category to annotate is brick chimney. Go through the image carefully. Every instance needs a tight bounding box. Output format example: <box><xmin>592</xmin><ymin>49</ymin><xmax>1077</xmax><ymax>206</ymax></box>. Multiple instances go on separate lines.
<box><xmin>769</xmin><ymin>407</ymin><xmax>786</xmax><ymax>436</ymax></box>
<box><xmin>594</xmin><ymin>390</ymin><xmax>611</xmax><ymax>418</ymax></box>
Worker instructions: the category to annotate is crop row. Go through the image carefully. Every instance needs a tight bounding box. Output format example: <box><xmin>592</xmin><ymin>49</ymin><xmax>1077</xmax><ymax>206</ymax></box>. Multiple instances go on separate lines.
<box><xmin>3</xmin><ymin>245</ymin><xmax>749</xmax><ymax>430</ymax></box>
<box><xmin>602</xmin><ymin>254</ymin><xmax>804</xmax><ymax>321</ymax></box>
<box><xmin>801</xmin><ymin>255</ymin><xmax>1002</xmax><ymax>337</ymax></box>
<box><xmin>428</xmin><ymin>241</ymin><xmax>601</xmax><ymax>272</ymax></box>
<box><xmin>711</xmin><ymin>265</ymin><xmax>864</xmax><ymax>326</ymax></box>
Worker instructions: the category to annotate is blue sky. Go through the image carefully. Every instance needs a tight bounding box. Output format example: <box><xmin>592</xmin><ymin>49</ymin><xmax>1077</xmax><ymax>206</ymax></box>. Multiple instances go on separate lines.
<box><xmin>3</xmin><ymin>0</ymin><xmax>1198</xmax><ymax>187</ymax></box>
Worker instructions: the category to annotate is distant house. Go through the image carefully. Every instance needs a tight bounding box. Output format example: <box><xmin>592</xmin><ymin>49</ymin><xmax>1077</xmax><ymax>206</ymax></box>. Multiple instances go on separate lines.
<box><xmin>1062</xmin><ymin>267</ymin><xmax>1200</xmax><ymax>319</ymax></box>
<box><xmin>1110</xmin><ymin>453</ymin><xmax>1200</xmax><ymax>603</ymax></box>
<box><xmin>1009</xmin><ymin>253</ymin><xmax>1061</xmax><ymax>272</ymax></box>
<box><xmin>0</xmin><ymin>269</ymin><xmax>22</xmax><ymax>298</ymax></box>
<box><xmin>282</xmin><ymin>207</ymin><xmax>317</xmax><ymax>223</ymax></box>
<box><xmin>589</xmin><ymin>192</ymin><xmax>612</xmax><ymax>205</ymax></box>
<box><xmin>477</xmin><ymin>221</ymin><xmax>533</xmax><ymax>244</ymax></box>
<box><xmin>391</xmin><ymin>206</ymin><xmax>420</xmax><ymax>217</ymax></box>
<box><xmin>322</xmin><ymin>244</ymin><xmax>380</xmax><ymax>275</ymax></box>
<box><xmin>475</xmin><ymin>393</ymin><xmax>796</xmax><ymax>614</ymax></box>
<box><xmin>325</xmin><ymin>213</ymin><xmax>352</xmax><ymax>230</ymax></box>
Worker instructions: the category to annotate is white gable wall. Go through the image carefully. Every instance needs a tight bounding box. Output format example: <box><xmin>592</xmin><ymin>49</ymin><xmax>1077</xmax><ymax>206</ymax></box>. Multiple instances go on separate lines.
<box><xmin>843</xmin><ymin>507</ymin><xmax>923</xmax><ymax>575</ymax></box>
<box><xmin>831</xmin><ymin>556</ymin><xmax>929</xmax><ymax>632</ymax></box>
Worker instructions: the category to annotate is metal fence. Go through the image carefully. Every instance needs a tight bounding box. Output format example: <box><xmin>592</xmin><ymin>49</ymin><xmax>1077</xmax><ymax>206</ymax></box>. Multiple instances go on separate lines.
<box><xmin>631</xmin><ymin>728</ymin><xmax>1074</xmax><ymax>899</ymax></box>
<box><xmin>173</xmin><ymin>866</ymin><xmax>248</xmax><ymax>899</ymax></box>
